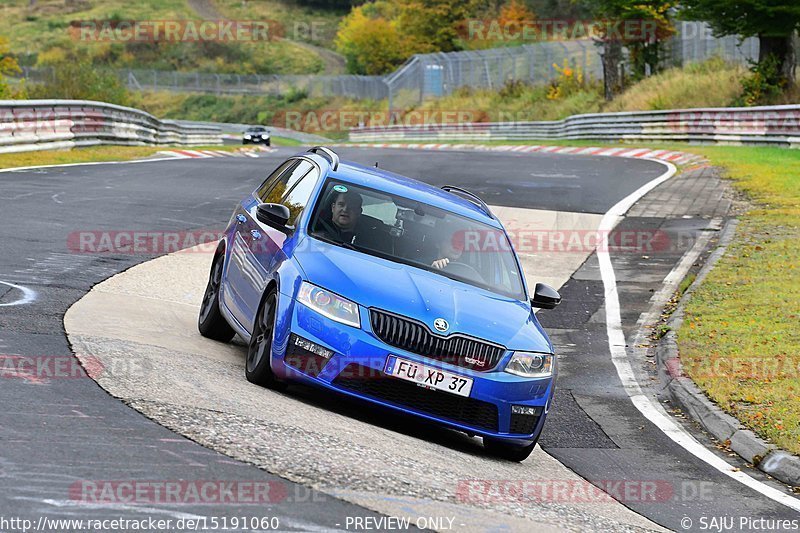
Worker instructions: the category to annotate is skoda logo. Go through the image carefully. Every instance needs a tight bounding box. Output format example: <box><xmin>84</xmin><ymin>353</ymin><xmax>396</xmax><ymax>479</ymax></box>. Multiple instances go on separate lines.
<box><xmin>433</xmin><ymin>318</ymin><xmax>449</xmax><ymax>333</ymax></box>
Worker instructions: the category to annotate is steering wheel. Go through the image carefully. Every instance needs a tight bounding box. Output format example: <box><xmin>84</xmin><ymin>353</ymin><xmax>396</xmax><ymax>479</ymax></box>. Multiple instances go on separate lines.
<box><xmin>443</xmin><ymin>261</ymin><xmax>484</xmax><ymax>281</ymax></box>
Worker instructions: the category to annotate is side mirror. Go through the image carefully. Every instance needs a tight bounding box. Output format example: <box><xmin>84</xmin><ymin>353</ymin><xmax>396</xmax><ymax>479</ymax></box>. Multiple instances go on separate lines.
<box><xmin>531</xmin><ymin>283</ymin><xmax>561</xmax><ymax>309</ymax></box>
<box><xmin>256</xmin><ymin>203</ymin><xmax>291</xmax><ymax>232</ymax></box>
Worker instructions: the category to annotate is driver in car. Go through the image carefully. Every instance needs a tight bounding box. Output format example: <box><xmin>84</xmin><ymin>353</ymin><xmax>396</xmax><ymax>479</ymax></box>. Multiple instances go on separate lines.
<box><xmin>325</xmin><ymin>189</ymin><xmax>363</xmax><ymax>244</ymax></box>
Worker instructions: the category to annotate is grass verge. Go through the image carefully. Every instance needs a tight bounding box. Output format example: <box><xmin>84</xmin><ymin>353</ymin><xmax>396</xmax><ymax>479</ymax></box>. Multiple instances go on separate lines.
<box><xmin>0</xmin><ymin>144</ymin><xmax>236</xmax><ymax>170</ymax></box>
<box><xmin>675</xmin><ymin>146</ymin><xmax>800</xmax><ymax>456</ymax></box>
<box><xmin>271</xmin><ymin>136</ymin><xmax>303</xmax><ymax>147</ymax></box>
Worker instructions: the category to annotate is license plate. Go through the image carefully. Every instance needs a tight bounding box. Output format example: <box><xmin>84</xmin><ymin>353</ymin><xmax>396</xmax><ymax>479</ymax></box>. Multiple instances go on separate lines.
<box><xmin>384</xmin><ymin>356</ymin><xmax>473</xmax><ymax>397</ymax></box>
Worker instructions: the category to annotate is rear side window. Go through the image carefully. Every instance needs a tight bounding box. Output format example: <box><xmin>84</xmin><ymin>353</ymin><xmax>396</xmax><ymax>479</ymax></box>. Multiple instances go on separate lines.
<box><xmin>282</xmin><ymin>167</ymin><xmax>320</xmax><ymax>227</ymax></box>
<box><xmin>260</xmin><ymin>160</ymin><xmax>314</xmax><ymax>204</ymax></box>
<box><xmin>256</xmin><ymin>160</ymin><xmax>295</xmax><ymax>202</ymax></box>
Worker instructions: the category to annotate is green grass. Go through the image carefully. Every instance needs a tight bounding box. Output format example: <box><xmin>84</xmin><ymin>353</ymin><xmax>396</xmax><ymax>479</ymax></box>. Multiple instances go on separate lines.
<box><xmin>606</xmin><ymin>58</ymin><xmax>746</xmax><ymax>111</ymax></box>
<box><xmin>0</xmin><ymin>143</ymin><xmax>238</xmax><ymax>169</ymax></box>
<box><xmin>213</xmin><ymin>0</ymin><xmax>346</xmax><ymax>48</ymax></box>
<box><xmin>0</xmin><ymin>145</ymin><xmax>166</xmax><ymax>169</ymax></box>
<box><xmin>675</xmin><ymin>146</ymin><xmax>800</xmax><ymax>455</ymax></box>
<box><xmin>1</xmin><ymin>0</ymin><xmax>326</xmax><ymax>74</ymax></box>
<box><xmin>270</xmin><ymin>136</ymin><xmax>302</xmax><ymax>146</ymax></box>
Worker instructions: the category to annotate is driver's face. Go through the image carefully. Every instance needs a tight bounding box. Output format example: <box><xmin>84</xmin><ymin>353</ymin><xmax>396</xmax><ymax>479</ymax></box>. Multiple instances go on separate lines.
<box><xmin>331</xmin><ymin>193</ymin><xmax>361</xmax><ymax>231</ymax></box>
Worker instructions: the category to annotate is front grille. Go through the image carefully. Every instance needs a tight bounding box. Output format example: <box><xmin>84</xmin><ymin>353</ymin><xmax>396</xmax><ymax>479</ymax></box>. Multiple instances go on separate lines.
<box><xmin>369</xmin><ymin>309</ymin><xmax>506</xmax><ymax>371</ymax></box>
<box><xmin>509</xmin><ymin>413</ymin><xmax>541</xmax><ymax>435</ymax></box>
<box><xmin>333</xmin><ymin>363</ymin><xmax>499</xmax><ymax>432</ymax></box>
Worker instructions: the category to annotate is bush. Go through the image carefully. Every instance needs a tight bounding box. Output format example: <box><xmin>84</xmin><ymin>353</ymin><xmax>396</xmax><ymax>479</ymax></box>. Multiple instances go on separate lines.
<box><xmin>0</xmin><ymin>37</ymin><xmax>25</xmax><ymax>99</ymax></box>
<box><xmin>736</xmin><ymin>55</ymin><xmax>786</xmax><ymax>106</ymax></box>
<box><xmin>547</xmin><ymin>59</ymin><xmax>586</xmax><ymax>100</ymax></box>
<box><xmin>28</xmin><ymin>61</ymin><xmax>130</xmax><ymax>106</ymax></box>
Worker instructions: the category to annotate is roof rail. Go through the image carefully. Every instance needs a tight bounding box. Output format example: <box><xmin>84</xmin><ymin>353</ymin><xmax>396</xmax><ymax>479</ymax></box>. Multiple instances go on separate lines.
<box><xmin>441</xmin><ymin>185</ymin><xmax>493</xmax><ymax>218</ymax></box>
<box><xmin>308</xmin><ymin>146</ymin><xmax>339</xmax><ymax>171</ymax></box>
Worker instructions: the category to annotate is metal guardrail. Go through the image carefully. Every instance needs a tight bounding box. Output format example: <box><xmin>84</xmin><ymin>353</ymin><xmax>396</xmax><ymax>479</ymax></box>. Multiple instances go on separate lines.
<box><xmin>348</xmin><ymin>105</ymin><xmax>800</xmax><ymax>148</ymax></box>
<box><xmin>0</xmin><ymin>99</ymin><xmax>222</xmax><ymax>153</ymax></box>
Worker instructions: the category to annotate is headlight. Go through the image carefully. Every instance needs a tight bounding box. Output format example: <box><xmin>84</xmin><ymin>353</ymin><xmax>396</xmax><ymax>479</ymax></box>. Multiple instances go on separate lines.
<box><xmin>504</xmin><ymin>352</ymin><xmax>554</xmax><ymax>378</ymax></box>
<box><xmin>261</xmin><ymin>134</ymin><xmax>269</xmax><ymax>138</ymax></box>
<box><xmin>244</xmin><ymin>134</ymin><xmax>251</xmax><ymax>139</ymax></box>
<box><xmin>297</xmin><ymin>282</ymin><xmax>360</xmax><ymax>328</ymax></box>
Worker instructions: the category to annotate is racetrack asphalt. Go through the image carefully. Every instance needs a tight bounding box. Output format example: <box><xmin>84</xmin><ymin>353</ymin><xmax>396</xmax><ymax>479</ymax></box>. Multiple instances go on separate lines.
<box><xmin>1</xmin><ymin>147</ymin><xmax>798</xmax><ymax>531</ymax></box>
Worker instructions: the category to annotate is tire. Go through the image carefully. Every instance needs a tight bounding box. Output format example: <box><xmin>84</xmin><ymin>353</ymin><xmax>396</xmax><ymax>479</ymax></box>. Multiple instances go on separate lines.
<box><xmin>245</xmin><ymin>289</ymin><xmax>288</xmax><ymax>390</ymax></box>
<box><xmin>198</xmin><ymin>253</ymin><xmax>236</xmax><ymax>342</ymax></box>
<box><xmin>483</xmin><ymin>437</ymin><xmax>537</xmax><ymax>462</ymax></box>
<box><xmin>265</xmin><ymin>140</ymin><xmax>271</xmax><ymax>146</ymax></box>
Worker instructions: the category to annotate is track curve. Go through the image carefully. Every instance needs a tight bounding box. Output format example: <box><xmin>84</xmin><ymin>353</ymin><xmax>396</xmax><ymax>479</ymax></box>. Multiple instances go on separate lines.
<box><xmin>2</xmin><ymin>147</ymin><xmax>797</xmax><ymax>531</ymax></box>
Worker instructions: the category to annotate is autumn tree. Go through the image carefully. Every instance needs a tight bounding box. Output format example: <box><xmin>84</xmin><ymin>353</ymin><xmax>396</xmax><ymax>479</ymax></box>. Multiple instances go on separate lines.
<box><xmin>583</xmin><ymin>0</ymin><xmax>674</xmax><ymax>100</ymax></box>
<box><xmin>335</xmin><ymin>3</ymin><xmax>410</xmax><ymax>75</ymax></box>
<box><xmin>336</xmin><ymin>0</ymin><xmax>492</xmax><ymax>74</ymax></box>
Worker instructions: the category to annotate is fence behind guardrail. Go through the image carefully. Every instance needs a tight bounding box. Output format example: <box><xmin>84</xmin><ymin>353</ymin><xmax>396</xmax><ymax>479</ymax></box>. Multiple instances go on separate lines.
<box><xmin>348</xmin><ymin>105</ymin><xmax>800</xmax><ymax>148</ymax></box>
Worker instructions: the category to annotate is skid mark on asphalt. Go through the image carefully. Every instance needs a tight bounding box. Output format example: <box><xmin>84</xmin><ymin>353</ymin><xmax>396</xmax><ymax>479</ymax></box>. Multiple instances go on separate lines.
<box><xmin>2</xmin><ymin>254</ymin><xmax>120</xmax><ymax>287</ymax></box>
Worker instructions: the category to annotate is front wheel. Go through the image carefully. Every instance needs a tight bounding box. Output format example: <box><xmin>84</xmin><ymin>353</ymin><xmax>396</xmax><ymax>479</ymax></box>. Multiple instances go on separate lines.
<box><xmin>245</xmin><ymin>290</ymin><xmax>287</xmax><ymax>390</ymax></box>
<box><xmin>198</xmin><ymin>253</ymin><xmax>236</xmax><ymax>342</ymax></box>
<box><xmin>483</xmin><ymin>437</ymin><xmax>537</xmax><ymax>462</ymax></box>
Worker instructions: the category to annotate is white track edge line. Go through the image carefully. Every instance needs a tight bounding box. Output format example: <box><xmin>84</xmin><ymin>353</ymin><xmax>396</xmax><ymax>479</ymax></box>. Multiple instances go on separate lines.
<box><xmin>598</xmin><ymin>159</ymin><xmax>800</xmax><ymax>512</ymax></box>
<box><xmin>0</xmin><ymin>156</ymin><xmax>188</xmax><ymax>174</ymax></box>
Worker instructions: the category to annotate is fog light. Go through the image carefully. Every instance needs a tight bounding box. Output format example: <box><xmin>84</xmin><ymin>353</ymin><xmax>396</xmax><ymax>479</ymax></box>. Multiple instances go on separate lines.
<box><xmin>511</xmin><ymin>405</ymin><xmax>542</xmax><ymax>416</ymax></box>
<box><xmin>292</xmin><ymin>335</ymin><xmax>333</xmax><ymax>359</ymax></box>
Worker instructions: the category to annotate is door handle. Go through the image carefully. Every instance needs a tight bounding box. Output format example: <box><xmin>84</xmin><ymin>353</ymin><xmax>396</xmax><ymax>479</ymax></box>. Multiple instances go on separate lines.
<box><xmin>250</xmin><ymin>229</ymin><xmax>262</xmax><ymax>240</ymax></box>
<box><xmin>236</xmin><ymin>214</ymin><xmax>246</xmax><ymax>224</ymax></box>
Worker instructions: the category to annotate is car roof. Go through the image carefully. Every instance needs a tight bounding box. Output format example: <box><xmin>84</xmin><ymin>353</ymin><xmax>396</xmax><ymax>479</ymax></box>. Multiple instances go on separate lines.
<box><xmin>303</xmin><ymin>153</ymin><xmax>501</xmax><ymax>227</ymax></box>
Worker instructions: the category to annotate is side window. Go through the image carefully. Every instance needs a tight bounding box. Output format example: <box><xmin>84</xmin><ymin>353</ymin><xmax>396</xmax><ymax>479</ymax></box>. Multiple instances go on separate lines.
<box><xmin>361</xmin><ymin>198</ymin><xmax>398</xmax><ymax>225</ymax></box>
<box><xmin>282</xmin><ymin>167</ymin><xmax>320</xmax><ymax>226</ymax></box>
<box><xmin>256</xmin><ymin>160</ymin><xmax>295</xmax><ymax>202</ymax></box>
<box><xmin>261</xmin><ymin>160</ymin><xmax>314</xmax><ymax>205</ymax></box>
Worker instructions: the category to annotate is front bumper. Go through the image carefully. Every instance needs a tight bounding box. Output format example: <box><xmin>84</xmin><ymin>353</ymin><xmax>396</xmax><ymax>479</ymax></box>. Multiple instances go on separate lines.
<box><xmin>270</xmin><ymin>296</ymin><xmax>555</xmax><ymax>442</ymax></box>
<box><xmin>243</xmin><ymin>137</ymin><xmax>270</xmax><ymax>144</ymax></box>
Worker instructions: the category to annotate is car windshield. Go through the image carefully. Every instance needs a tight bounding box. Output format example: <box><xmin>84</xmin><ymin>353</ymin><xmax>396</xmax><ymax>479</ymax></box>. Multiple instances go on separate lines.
<box><xmin>247</xmin><ymin>127</ymin><xmax>266</xmax><ymax>132</ymax></box>
<box><xmin>308</xmin><ymin>179</ymin><xmax>526</xmax><ymax>301</ymax></box>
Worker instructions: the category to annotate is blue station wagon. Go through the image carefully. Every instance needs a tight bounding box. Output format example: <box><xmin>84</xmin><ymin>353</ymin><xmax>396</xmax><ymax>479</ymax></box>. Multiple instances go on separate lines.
<box><xmin>198</xmin><ymin>147</ymin><xmax>561</xmax><ymax>461</ymax></box>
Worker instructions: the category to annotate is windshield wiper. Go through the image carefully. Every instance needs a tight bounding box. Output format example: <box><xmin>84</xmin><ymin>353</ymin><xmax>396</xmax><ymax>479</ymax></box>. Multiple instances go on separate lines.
<box><xmin>314</xmin><ymin>232</ymin><xmax>361</xmax><ymax>251</ymax></box>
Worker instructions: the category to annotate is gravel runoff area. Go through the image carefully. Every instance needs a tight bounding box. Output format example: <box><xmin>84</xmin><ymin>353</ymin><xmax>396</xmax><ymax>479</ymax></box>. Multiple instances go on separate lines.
<box><xmin>65</xmin><ymin>207</ymin><xmax>664</xmax><ymax>533</ymax></box>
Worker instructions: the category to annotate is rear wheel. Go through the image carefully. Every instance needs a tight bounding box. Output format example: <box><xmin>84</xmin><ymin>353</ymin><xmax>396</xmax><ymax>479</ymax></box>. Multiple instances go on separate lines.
<box><xmin>198</xmin><ymin>254</ymin><xmax>236</xmax><ymax>342</ymax></box>
<box><xmin>245</xmin><ymin>290</ymin><xmax>287</xmax><ymax>390</ymax></box>
<box><xmin>483</xmin><ymin>437</ymin><xmax>537</xmax><ymax>462</ymax></box>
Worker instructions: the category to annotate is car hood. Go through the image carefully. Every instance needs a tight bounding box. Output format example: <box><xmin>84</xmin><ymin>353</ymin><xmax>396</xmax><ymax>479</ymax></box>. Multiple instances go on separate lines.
<box><xmin>293</xmin><ymin>237</ymin><xmax>553</xmax><ymax>352</ymax></box>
